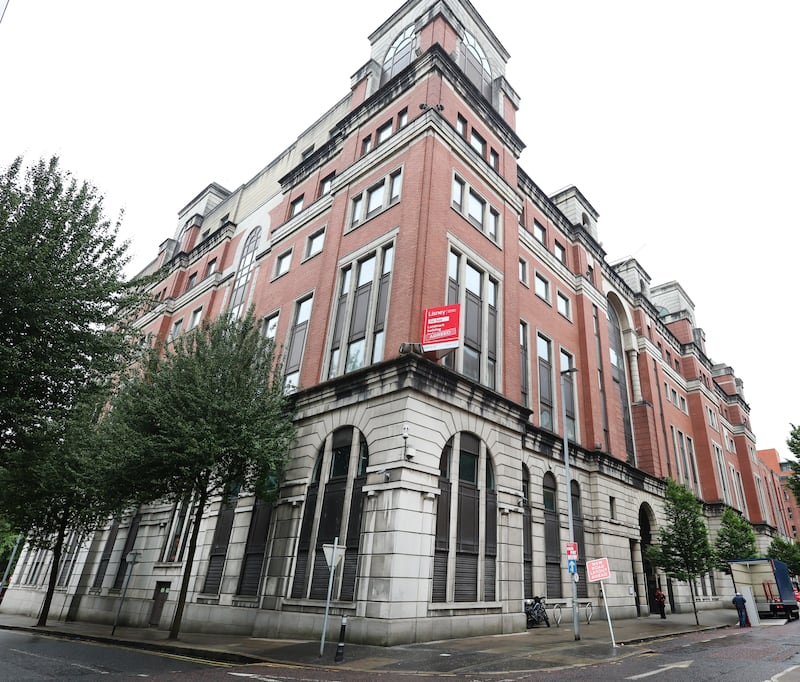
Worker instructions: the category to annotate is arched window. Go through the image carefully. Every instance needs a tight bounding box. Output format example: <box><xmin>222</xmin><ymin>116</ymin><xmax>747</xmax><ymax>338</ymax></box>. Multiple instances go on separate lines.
<box><xmin>229</xmin><ymin>227</ymin><xmax>261</xmax><ymax>319</ymax></box>
<box><xmin>542</xmin><ymin>472</ymin><xmax>561</xmax><ymax>599</ymax></box>
<box><xmin>432</xmin><ymin>433</ymin><xmax>497</xmax><ymax>602</ymax></box>
<box><xmin>460</xmin><ymin>31</ymin><xmax>492</xmax><ymax>99</ymax></box>
<box><xmin>607</xmin><ymin>304</ymin><xmax>635</xmax><ymax>463</ymax></box>
<box><xmin>382</xmin><ymin>25</ymin><xmax>415</xmax><ymax>83</ymax></box>
<box><xmin>291</xmin><ymin>426</ymin><xmax>368</xmax><ymax>601</ymax></box>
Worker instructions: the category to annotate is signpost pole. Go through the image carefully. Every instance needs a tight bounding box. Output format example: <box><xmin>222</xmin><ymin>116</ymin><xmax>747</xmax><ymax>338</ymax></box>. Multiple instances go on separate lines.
<box><xmin>320</xmin><ymin>536</ymin><xmax>340</xmax><ymax>657</ymax></box>
<box><xmin>600</xmin><ymin>580</ymin><xmax>616</xmax><ymax>647</ymax></box>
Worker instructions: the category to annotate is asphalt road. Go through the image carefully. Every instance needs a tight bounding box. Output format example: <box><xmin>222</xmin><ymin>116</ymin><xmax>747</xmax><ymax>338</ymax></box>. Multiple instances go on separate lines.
<box><xmin>0</xmin><ymin>629</ymin><xmax>224</xmax><ymax>681</ymax></box>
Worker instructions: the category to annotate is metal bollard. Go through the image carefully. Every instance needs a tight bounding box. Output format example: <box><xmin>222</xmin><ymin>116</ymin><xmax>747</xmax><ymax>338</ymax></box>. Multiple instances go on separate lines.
<box><xmin>334</xmin><ymin>614</ymin><xmax>347</xmax><ymax>663</ymax></box>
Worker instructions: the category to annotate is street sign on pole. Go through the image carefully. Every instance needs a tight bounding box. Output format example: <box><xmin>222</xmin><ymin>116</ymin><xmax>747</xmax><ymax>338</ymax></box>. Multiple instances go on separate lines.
<box><xmin>566</xmin><ymin>542</ymin><xmax>578</xmax><ymax>559</ymax></box>
<box><xmin>320</xmin><ymin>536</ymin><xmax>346</xmax><ymax>657</ymax></box>
<box><xmin>586</xmin><ymin>557</ymin><xmax>610</xmax><ymax>583</ymax></box>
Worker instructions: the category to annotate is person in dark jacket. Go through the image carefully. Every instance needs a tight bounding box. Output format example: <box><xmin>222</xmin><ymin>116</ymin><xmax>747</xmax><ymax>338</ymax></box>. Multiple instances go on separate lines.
<box><xmin>655</xmin><ymin>588</ymin><xmax>667</xmax><ymax>619</ymax></box>
<box><xmin>732</xmin><ymin>592</ymin><xmax>747</xmax><ymax>627</ymax></box>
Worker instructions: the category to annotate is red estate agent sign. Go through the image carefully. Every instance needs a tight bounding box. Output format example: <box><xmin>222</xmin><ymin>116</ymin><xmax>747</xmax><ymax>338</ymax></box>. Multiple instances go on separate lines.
<box><xmin>586</xmin><ymin>557</ymin><xmax>610</xmax><ymax>582</ymax></box>
<box><xmin>421</xmin><ymin>304</ymin><xmax>461</xmax><ymax>352</ymax></box>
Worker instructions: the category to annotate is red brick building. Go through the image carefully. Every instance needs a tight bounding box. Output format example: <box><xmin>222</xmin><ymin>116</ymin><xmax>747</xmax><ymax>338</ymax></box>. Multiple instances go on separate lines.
<box><xmin>5</xmin><ymin>0</ymin><xmax>791</xmax><ymax>643</ymax></box>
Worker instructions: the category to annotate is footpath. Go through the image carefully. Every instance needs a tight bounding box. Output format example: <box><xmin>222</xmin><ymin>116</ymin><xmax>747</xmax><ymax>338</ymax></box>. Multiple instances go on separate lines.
<box><xmin>0</xmin><ymin>607</ymin><xmax>747</xmax><ymax>676</ymax></box>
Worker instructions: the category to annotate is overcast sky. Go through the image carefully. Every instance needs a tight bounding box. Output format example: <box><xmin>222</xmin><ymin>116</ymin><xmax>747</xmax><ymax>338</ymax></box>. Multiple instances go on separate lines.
<box><xmin>2</xmin><ymin>1</ymin><xmax>798</xmax><ymax>458</ymax></box>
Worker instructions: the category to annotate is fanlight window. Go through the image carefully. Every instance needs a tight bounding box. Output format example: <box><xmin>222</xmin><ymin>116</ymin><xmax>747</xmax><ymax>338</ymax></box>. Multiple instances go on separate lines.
<box><xmin>461</xmin><ymin>31</ymin><xmax>492</xmax><ymax>98</ymax></box>
<box><xmin>382</xmin><ymin>25</ymin><xmax>415</xmax><ymax>83</ymax></box>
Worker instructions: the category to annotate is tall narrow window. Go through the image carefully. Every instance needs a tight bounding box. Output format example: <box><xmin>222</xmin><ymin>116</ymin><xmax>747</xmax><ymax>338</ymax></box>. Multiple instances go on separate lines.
<box><xmin>292</xmin><ymin>427</ymin><xmax>368</xmax><ymax>601</ymax></box>
<box><xmin>607</xmin><ymin>304</ymin><xmax>635</xmax><ymax>464</ymax></box>
<box><xmin>522</xmin><ymin>465</ymin><xmax>533</xmax><ymax>598</ymax></box>
<box><xmin>560</xmin><ymin>350</ymin><xmax>576</xmax><ymax>441</ymax></box>
<box><xmin>543</xmin><ymin>473</ymin><xmax>562</xmax><ymax>598</ymax></box>
<box><xmin>443</xmin><ymin>249</ymin><xmax>498</xmax><ymax>388</ymax></box>
<box><xmin>284</xmin><ymin>295</ymin><xmax>313</xmax><ymax>390</ymax></box>
<box><xmin>202</xmin><ymin>487</ymin><xmax>239</xmax><ymax>594</ymax></box>
<box><xmin>538</xmin><ymin>334</ymin><xmax>553</xmax><ymax>430</ymax></box>
<box><xmin>520</xmin><ymin>321</ymin><xmax>529</xmax><ymax>407</ymax></box>
<box><xmin>229</xmin><ymin>227</ymin><xmax>261</xmax><ymax>319</ymax></box>
<box><xmin>237</xmin><ymin>498</ymin><xmax>273</xmax><ymax>597</ymax></box>
<box><xmin>382</xmin><ymin>24</ymin><xmax>415</xmax><ymax>83</ymax></box>
<box><xmin>432</xmin><ymin>433</ymin><xmax>496</xmax><ymax>603</ymax></box>
<box><xmin>328</xmin><ymin>244</ymin><xmax>393</xmax><ymax>377</ymax></box>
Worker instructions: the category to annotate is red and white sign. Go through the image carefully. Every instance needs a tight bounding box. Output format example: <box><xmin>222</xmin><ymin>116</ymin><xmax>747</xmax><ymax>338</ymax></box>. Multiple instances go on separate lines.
<box><xmin>566</xmin><ymin>542</ymin><xmax>578</xmax><ymax>560</ymax></box>
<box><xmin>421</xmin><ymin>304</ymin><xmax>461</xmax><ymax>352</ymax></box>
<box><xmin>586</xmin><ymin>557</ymin><xmax>611</xmax><ymax>582</ymax></box>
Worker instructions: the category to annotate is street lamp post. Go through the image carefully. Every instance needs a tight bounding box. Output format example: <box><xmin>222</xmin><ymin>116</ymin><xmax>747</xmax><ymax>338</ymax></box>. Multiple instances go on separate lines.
<box><xmin>561</xmin><ymin>367</ymin><xmax>580</xmax><ymax>641</ymax></box>
<box><xmin>111</xmin><ymin>550</ymin><xmax>140</xmax><ymax>636</ymax></box>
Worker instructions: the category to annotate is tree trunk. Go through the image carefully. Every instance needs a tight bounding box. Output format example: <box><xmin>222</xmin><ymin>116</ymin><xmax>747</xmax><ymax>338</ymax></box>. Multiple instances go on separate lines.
<box><xmin>36</xmin><ymin>508</ymin><xmax>69</xmax><ymax>627</ymax></box>
<box><xmin>688</xmin><ymin>572</ymin><xmax>699</xmax><ymax>625</ymax></box>
<box><xmin>168</xmin><ymin>487</ymin><xmax>207</xmax><ymax>640</ymax></box>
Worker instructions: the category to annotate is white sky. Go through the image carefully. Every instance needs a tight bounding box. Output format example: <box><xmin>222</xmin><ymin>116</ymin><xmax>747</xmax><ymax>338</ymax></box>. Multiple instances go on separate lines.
<box><xmin>2</xmin><ymin>1</ymin><xmax>798</xmax><ymax>458</ymax></box>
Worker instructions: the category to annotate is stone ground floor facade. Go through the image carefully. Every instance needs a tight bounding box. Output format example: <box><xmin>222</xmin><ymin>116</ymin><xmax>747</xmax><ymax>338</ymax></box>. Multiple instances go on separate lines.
<box><xmin>3</xmin><ymin>356</ymin><xmax>737</xmax><ymax>644</ymax></box>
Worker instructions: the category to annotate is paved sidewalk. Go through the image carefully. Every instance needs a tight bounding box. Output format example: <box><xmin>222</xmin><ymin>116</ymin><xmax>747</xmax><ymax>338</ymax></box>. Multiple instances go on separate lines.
<box><xmin>0</xmin><ymin>607</ymin><xmax>751</xmax><ymax>675</ymax></box>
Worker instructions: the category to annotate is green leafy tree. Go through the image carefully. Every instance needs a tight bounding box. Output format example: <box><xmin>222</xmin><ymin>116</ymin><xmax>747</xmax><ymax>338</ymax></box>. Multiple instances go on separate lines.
<box><xmin>785</xmin><ymin>424</ymin><xmax>800</xmax><ymax>503</ymax></box>
<box><xmin>714</xmin><ymin>507</ymin><xmax>758</xmax><ymax>572</ymax></box>
<box><xmin>0</xmin><ymin>156</ymin><xmax>150</xmax><ymax>624</ymax></box>
<box><xmin>645</xmin><ymin>480</ymin><xmax>715</xmax><ymax>625</ymax></box>
<box><xmin>0</xmin><ymin>155</ymin><xmax>146</xmax><ymax>458</ymax></box>
<box><xmin>767</xmin><ymin>537</ymin><xmax>800</xmax><ymax>578</ymax></box>
<box><xmin>0</xmin><ymin>392</ymin><xmax>129</xmax><ymax>625</ymax></box>
<box><xmin>103</xmin><ymin>311</ymin><xmax>295</xmax><ymax>640</ymax></box>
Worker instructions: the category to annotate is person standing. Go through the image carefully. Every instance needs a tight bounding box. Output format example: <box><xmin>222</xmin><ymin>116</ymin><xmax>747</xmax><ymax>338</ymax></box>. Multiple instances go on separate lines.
<box><xmin>655</xmin><ymin>588</ymin><xmax>667</xmax><ymax>619</ymax></box>
<box><xmin>732</xmin><ymin>592</ymin><xmax>748</xmax><ymax>627</ymax></box>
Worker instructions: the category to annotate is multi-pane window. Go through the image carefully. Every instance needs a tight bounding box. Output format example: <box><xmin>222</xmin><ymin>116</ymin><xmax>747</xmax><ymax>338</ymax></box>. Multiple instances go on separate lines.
<box><xmin>560</xmin><ymin>350</ymin><xmax>576</xmax><ymax>440</ymax></box>
<box><xmin>450</xmin><ymin>175</ymin><xmax>500</xmax><ymax>243</ymax></box>
<box><xmin>284</xmin><ymin>295</ymin><xmax>313</xmax><ymax>391</ymax></box>
<box><xmin>534</xmin><ymin>273</ymin><xmax>549</xmax><ymax>301</ymax></box>
<box><xmin>714</xmin><ymin>444</ymin><xmax>732</xmax><ymax>504</ymax></box>
<box><xmin>274</xmin><ymin>249</ymin><xmax>292</xmax><ymax>278</ymax></box>
<box><xmin>228</xmin><ymin>227</ymin><xmax>261</xmax><ymax>319</ymax></box>
<box><xmin>537</xmin><ymin>334</ymin><xmax>553</xmax><ymax>430</ymax></box>
<box><xmin>350</xmin><ymin>169</ymin><xmax>403</xmax><ymax>228</ymax></box>
<box><xmin>306</xmin><ymin>228</ymin><xmax>325</xmax><ymax>258</ymax></box>
<box><xmin>328</xmin><ymin>244</ymin><xmax>394</xmax><ymax>378</ymax></box>
<box><xmin>382</xmin><ymin>24</ymin><xmax>415</xmax><ymax>82</ymax></box>
<box><xmin>443</xmin><ymin>250</ymin><xmax>498</xmax><ymax>389</ymax></box>
<box><xmin>533</xmin><ymin>220</ymin><xmax>546</xmax><ymax>244</ymax></box>
<box><xmin>557</xmin><ymin>291</ymin><xmax>571</xmax><ymax>319</ymax></box>
<box><xmin>290</xmin><ymin>195</ymin><xmax>304</xmax><ymax>218</ymax></box>
<box><xmin>461</xmin><ymin>31</ymin><xmax>492</xmax><ymax>98</ymax></box>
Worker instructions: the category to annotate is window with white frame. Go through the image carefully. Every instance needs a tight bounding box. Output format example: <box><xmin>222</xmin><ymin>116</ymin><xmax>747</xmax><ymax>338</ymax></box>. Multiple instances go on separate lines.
<box><xmin>382</xmin><ymin>24</ymin><xmax>415</xmax><ymax>83</ymax></box>
<box><xmin>457</xmin><ymin>114</ymin><xmax>467</xmax><ymax>136</ymax></box>
<box><xmin>554</xmin><ymin>241</ymin><xmax>566</xmax><ymax>264</ymax></box>
<box><xmin>443</xmin><ymin>249</ymin><xmax>498</xmax><ymax>388</ymax></box>
<box><xmin>228</xmin><ymin>227</ymin><xmax>261</xmax><ymax>319</ymax></box>
<box><xmin>284</xmin><ymin>294</ymin><xmax>313</xmax><ymax>391</ymax></box>
<box><xmin>170</xmin><ymin>318</ymin><xmax>183</xmax><ymax>341</ymax></box>
<box><xmin>328</xmin><ymin>243</ymin><xmax>394</xmax><ymax>377</ymax></box>
<box><xmin>537</xmin><ymin>334</ymin><xmax>553</xmax><ymax>430</ymax></box>
<box><xmin>489</xmin><ymin>149</ymin><xmax>499</xmax><ymax>170</ymax></box>
<box><xmin>714</xmin><ymin>443</ymin><xmax>732</xmax><ymax>504</ymax></box>
<box><xmin>262</xmin><ymin>311</ymin><xmax>279</xmax><ymax>341</ymax></box>
<box><xmin>560</xmin><ymin>349</ymin><xmax>576</xmax><ymax>440</ymax></box>
<box><xmin>361</xmin><ymin>136</ymin><xmax>372</xmax><ymax>156</ymax></box>
<box><xmin>470</xmin><ymin>129</ymin><xmax>486</xmax><ymax>157</ymax></box>
<box><xmin>290</xmin><ymin>195</ymin><xmax>304</xmax><ymax>218</ymax></box>
<box><xmin>189</xmin><ymin>307</ymin><xmax>202</xmax><ymax>330</ymax></box>
<box><xmin>274</xmin><ymin>249</ymin><xmax>292</xmax><ymax>278</ymax></box>
<box><xmin>533</xmin><ymin>219</ymin><xmax>546</xmax><ymax>244</ymax></box>
<box><xmin>557</xmin><ymin>291</ymin><xmax>571</xmax><ymax>319</ymax></box>
<box><xmin>377</xmin><ymin>120</ymin><xmax>393</xmax><ymax>145</ymax></box>
<box><xmin>706</xmin><ymin>405</ymin><xmax>719</xmax><ymax>430</ymax></box>
<box><xmin>534</xmin><ymin>273</ymin><xmax>549</xmax><ymax>301</ymax></box>
<box><xmin>206</xmin><ymin>258</ymin><xmax>217</xmax><ymax>277</ymax></box>
<box><xmin>398</xmin><ymin>108</ymin><xmax>408</xmax><ymax>128</ymax></box>
<box><xmin>519</xmin><ymin>258</ymin><xmax>528</xmax><ymax>285</ymax></box>
<box><xmin>320</xmin><ymin>173</ymin><xmax>334</xmax><ymax>197</ymax></box>
<box><xmin>349</xmin><ymin>169</ymin><xmax>403</xmax><ymax>228</ymax></box>
<box><xmin>520</xmin><ymin>320</ymin><xmax>529</xmax><ymax>407</ymax></box>
<box><xmin>306</xmin><ymin>228</ymin><xmax>325</xmax><ymax>259</ymax></box>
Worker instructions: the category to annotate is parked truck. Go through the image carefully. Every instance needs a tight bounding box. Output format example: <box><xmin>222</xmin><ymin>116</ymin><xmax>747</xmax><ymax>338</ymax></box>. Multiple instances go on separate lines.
<box><xmin>728</xmin><ymin>558</ymin><xmax>799</xmax><ymax>620</ymax></box>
